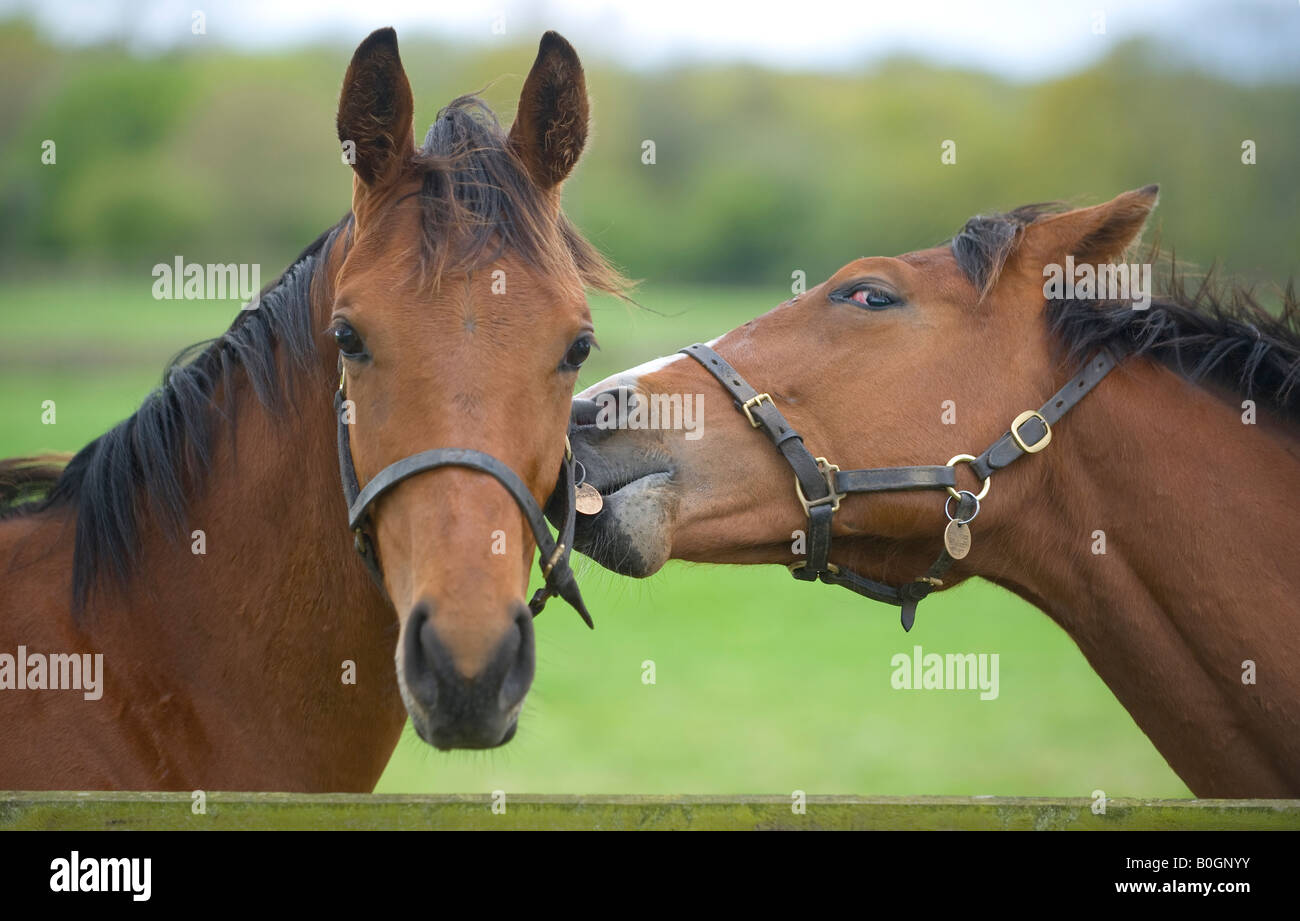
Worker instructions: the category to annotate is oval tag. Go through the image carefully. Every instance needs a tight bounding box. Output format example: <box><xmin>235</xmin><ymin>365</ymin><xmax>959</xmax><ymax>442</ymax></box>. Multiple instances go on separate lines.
<box><xmin>575</xmin><ymin>482</ymin><xmax>604</xmax><ymax>515</ymax></box>
<box><xmin>943</xmin><ymin>520</ymin><xmax>971</xmax><ymax>559</ymax></box>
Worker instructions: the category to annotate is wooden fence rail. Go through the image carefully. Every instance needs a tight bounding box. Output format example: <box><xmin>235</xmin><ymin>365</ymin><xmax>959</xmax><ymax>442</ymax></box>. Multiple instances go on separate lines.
<box><xmin>3</xmin><ymin>793</ymin><xmax>1298</xmax><ymax>831</ymax></box>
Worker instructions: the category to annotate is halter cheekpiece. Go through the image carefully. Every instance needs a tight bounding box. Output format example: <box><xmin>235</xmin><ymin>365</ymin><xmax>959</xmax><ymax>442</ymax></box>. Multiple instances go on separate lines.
<box><xmin>679</xmin><ymin>342</ymin><xmax>1115</xmax><ymax>631</ymax></box>
<box><xmin>335</xmin><ymin>362</ymin><xmax>592</xmax><ymax>627</ymax></box>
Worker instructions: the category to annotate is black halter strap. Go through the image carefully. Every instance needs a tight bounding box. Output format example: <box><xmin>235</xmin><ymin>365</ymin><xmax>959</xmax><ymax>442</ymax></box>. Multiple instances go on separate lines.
<box><xmin>679</xmin><ymin>343</ymin><xmax>1115</xmax><ymax>631</ymax></box>
<box><xmin>334</xmin><ymin>374</ymin><xmax>592</xmax><ymax>628</ymax></box>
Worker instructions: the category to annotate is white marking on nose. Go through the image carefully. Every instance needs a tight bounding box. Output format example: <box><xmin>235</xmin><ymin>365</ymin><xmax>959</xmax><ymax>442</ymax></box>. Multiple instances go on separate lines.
<box><xmin>577</xmin><ymin>336</ymin><xmax>723</xmax><ymax>399</ymax></box>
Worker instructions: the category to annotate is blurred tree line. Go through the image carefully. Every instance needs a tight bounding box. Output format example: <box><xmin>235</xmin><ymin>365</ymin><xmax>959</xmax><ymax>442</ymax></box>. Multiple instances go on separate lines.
<box><xmin>0</xmin><ymin>18</ymin><xmax>1296</xmax><ymax>288</ymax></box>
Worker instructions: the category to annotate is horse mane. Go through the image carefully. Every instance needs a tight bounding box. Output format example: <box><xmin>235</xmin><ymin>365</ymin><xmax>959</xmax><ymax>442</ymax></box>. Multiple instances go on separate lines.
<box><xmin>0</xmin><ymin>223</ymin><xmax>335</xmax><ymax>614</ymax></box>
<box><xmin>1</xmin><ymin>93</ymin><xmax>627</xmax><ymax>615</ymax></box>
<box><xmin>412</xmin><ymin>95</ymin><xmax>626</xmax><ymax>296</ymax></box>
<box><xmin>950</xmin><ymin>205</ymin><xmax>1300</xmax><ymax>418</ymax></box>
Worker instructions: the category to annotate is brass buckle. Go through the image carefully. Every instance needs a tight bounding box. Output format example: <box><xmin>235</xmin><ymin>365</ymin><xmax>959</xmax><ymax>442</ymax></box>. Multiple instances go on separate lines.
<box><xmin>741</xmin><ymin>393</ymin><xmax>774</xmax><ymax>428</ymax></box>
<box><xmin>788</xmin><ymin>561</ymin><xmax>839</xmax><ymax>575</ymax></box>
<box><xmin>564</xmin><ymin>436</ymin><xmax>573</xmax><ymax>462</ymax></box>
<box><xmin>944</xmin><ymin>454</ymin><xmax>991</xmax><ymax>501</ymax></box>
<box><xmin>1010</xmin><ymin>410</ymin><xmax>1052</xmax><ymax>454</ymax></box>
<box><xmin>541</xmin><ymin>543</ymin><xmax>566</xmax><ymax>579</ymax></box>
<box><xmin>794</xmin><ymin>457</ymin><xmax>843</xmax><ymax>516</ymax></box>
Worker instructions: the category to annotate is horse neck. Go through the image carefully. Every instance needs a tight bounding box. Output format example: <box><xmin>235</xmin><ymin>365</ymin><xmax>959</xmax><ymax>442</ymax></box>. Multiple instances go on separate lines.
<box><xmin>80</xmin><ymin>249</ymin><xmax>402</xmax><ymax>791</ymax></box>
<box><xmin>151</xmin><ymin>350</ymin><xmax>404</xmax><ymax>788</ymax></box>
<box><xmin>976</xmin><ymin>356</ymin><xmax>1300</xmax><ymax>796</ymax></box>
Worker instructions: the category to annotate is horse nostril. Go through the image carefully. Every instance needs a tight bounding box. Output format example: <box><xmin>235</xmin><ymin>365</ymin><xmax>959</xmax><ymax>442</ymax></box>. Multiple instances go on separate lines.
<box><xmin>403</xmin><ymin>601</ymin><xmax>440</xmax><ymax>708</ymax></box>
<box><xmin>498</xmin><ymin>605</ymin><xmax>536</xmax><ymax>712</ymax></box>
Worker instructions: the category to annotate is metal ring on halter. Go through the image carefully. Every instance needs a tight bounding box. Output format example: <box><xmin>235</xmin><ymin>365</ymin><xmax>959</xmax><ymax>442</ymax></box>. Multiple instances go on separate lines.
<box><xmin>944</xmin><ymin>453</ymin><xmax>991</xmax><ymax>500</ymax></box>
<box><xmin>944</xmin><ymin>490</ymin><xmax>981</xmax><ymax>525</ymax></box>
<box><xmin>573</xmin><ymin>459</ymin><xmax>588</xmax><ymax>488</ymax></box>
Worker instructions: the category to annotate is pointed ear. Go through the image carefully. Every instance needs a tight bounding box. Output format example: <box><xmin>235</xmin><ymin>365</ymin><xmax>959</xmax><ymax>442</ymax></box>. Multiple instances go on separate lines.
<box><xmin>1023</xmin><ymin>185</ymin><xmax>1160</xmax><ymax>266</ymax></box>
<box><xmin>508</xmin><ymin>31</ymin><xmax>589</xmax><ymax>191</ymax></box>
<box><xmin>337</xmin><ymin>28</ymin><xmax>415</xmax><ymax>189</ymax></box>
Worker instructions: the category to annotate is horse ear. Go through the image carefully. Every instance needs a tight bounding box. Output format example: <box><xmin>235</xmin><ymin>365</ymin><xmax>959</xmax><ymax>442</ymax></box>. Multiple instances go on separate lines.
<box><xmin>508</xmin><ymin>31</ymin><xmax>589</xmax><ymax>191</ymax></box>
<box><xmin>337</xmin><ymin>28</ymin><xmax>415</xmax><ymax>189</ymax></box>
<box><xmin>1025</xmin><ymin>185</ymin><xmax>1160</xmax><ymax>266</ymax></box>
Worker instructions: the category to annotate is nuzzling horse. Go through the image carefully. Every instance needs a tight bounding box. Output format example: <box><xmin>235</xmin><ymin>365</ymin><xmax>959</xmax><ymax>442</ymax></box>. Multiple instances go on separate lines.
<box><xmin>0</xmin><ymin>29</ymin><xmax>623</xmax><ymax>790</ymax></box>
<box><xmin>568</xmin><ymin>187</ymin><xmax>1300</xmax><ymax>797</ymax></box>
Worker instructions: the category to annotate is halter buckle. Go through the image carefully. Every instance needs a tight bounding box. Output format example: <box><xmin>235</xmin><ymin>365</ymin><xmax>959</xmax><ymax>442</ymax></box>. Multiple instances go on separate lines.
<box><xmin>795</xmin><ymin>457</ymin><xmax>843</xmax><ymax>516</ymax></box>
<box><xmin>541</xmin><ymin>543</ymin><xmax>566</xmax><ymax>579</ymax></box>
<box><xmin>1010</xmin><ymin>410</ymin><xmax>1052</xmax><ymax>454</ymax></box>
<box><xmin>788</xmin><ymin>560</ymin><xmax>839</xmax><ymax>575</ymax></box>
<box><xmin>740</xmin><ymin>393</ymin><xmax>774</xmax><ymax>428</ymax></box>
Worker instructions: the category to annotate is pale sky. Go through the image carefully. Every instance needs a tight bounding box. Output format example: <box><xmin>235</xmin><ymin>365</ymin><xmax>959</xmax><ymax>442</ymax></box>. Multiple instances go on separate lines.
<box><xmin>7</xmin><ymin>0</ymin><xmax>1299</xmax><ymax>81</ymax></box>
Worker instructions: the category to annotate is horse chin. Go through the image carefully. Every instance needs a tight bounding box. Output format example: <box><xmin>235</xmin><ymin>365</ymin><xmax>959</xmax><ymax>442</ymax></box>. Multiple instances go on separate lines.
<box><xmin>573</xmin><ymin>471</ymin><xmax>676</xmax><ymax>577</ymax></box>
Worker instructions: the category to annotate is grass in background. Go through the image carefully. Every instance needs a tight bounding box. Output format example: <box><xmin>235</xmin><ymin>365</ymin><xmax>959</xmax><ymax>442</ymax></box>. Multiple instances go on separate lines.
<box><xmin>0</xmin><ymin>277</ymin><xmax>1190</xmax><ymax>796</ymax></box>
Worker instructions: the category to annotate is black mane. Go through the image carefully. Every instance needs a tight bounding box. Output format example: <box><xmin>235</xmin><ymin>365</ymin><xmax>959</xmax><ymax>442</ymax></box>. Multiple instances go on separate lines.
<box><xmin>13</xmin><ymin>223</ymin><xmax>337</xmax><ymax>613</ymax></box>
<box><xmin>950</xmin><ymin>206</ymin><xmax>1300</xmax><ymax>418</ymax></box>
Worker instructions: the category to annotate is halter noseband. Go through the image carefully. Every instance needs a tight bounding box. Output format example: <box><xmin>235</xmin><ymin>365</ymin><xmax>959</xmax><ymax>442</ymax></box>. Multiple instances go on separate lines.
<box><xmin>335</xmin><ymin>366</ymin><xmax>592</xmax><ymax>627</ymax></box>
<box><xmin>679</xmin><ymin>342</ymin><xmax>1115</xmax><ymax>631</ymax></box>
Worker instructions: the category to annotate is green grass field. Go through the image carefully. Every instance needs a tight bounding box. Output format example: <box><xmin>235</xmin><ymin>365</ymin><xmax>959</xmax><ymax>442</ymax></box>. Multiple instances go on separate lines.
<box><xmin>0</xmin><ymin>276</ymin><xmax>1191</xmax><ymax>797</ymax></box>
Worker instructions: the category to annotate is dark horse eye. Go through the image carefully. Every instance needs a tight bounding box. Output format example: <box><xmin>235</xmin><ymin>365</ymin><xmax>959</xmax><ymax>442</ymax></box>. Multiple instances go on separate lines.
<box><xmin>334</xmin><ymin>322</ymin><xmax>365</xmax><ymax>357</ymax></box>
<box><xmin>850</xmin><ymin>287</ymin><xmax>896</xmax><ymax>309</ymax></box>
<box><xmin>562</xmin><ymin>336</ymin><xmax>592</xmax><ymax>370</ymax></box>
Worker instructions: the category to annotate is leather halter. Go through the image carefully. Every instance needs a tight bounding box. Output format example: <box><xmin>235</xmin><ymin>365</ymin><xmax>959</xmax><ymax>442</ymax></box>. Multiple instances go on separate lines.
<box><xmin>335</xmin><ymin>367</ymin><xmax>592</xmax><ymax>627</ymax></box>
<box><xmin>679</xmin><ymin>343</ymin><xmax>1115</xmax><ymax>631</ymax></box>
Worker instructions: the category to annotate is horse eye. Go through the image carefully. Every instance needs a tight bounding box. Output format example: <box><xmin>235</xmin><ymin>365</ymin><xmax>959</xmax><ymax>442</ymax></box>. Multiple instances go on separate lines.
<box><xmin>562</xmin><ymin>336</ymin><xmax>593</xmax><ymax>370</ymax></box>
<box><xmin>850</xmin><ymin>288</ymin><xmax>895</xmax><ymax>309</ymax></box>
<box><xmin>334</xmin><ymin>322</ymin><xmax>365</xmax><ymax>357</ymax></box>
